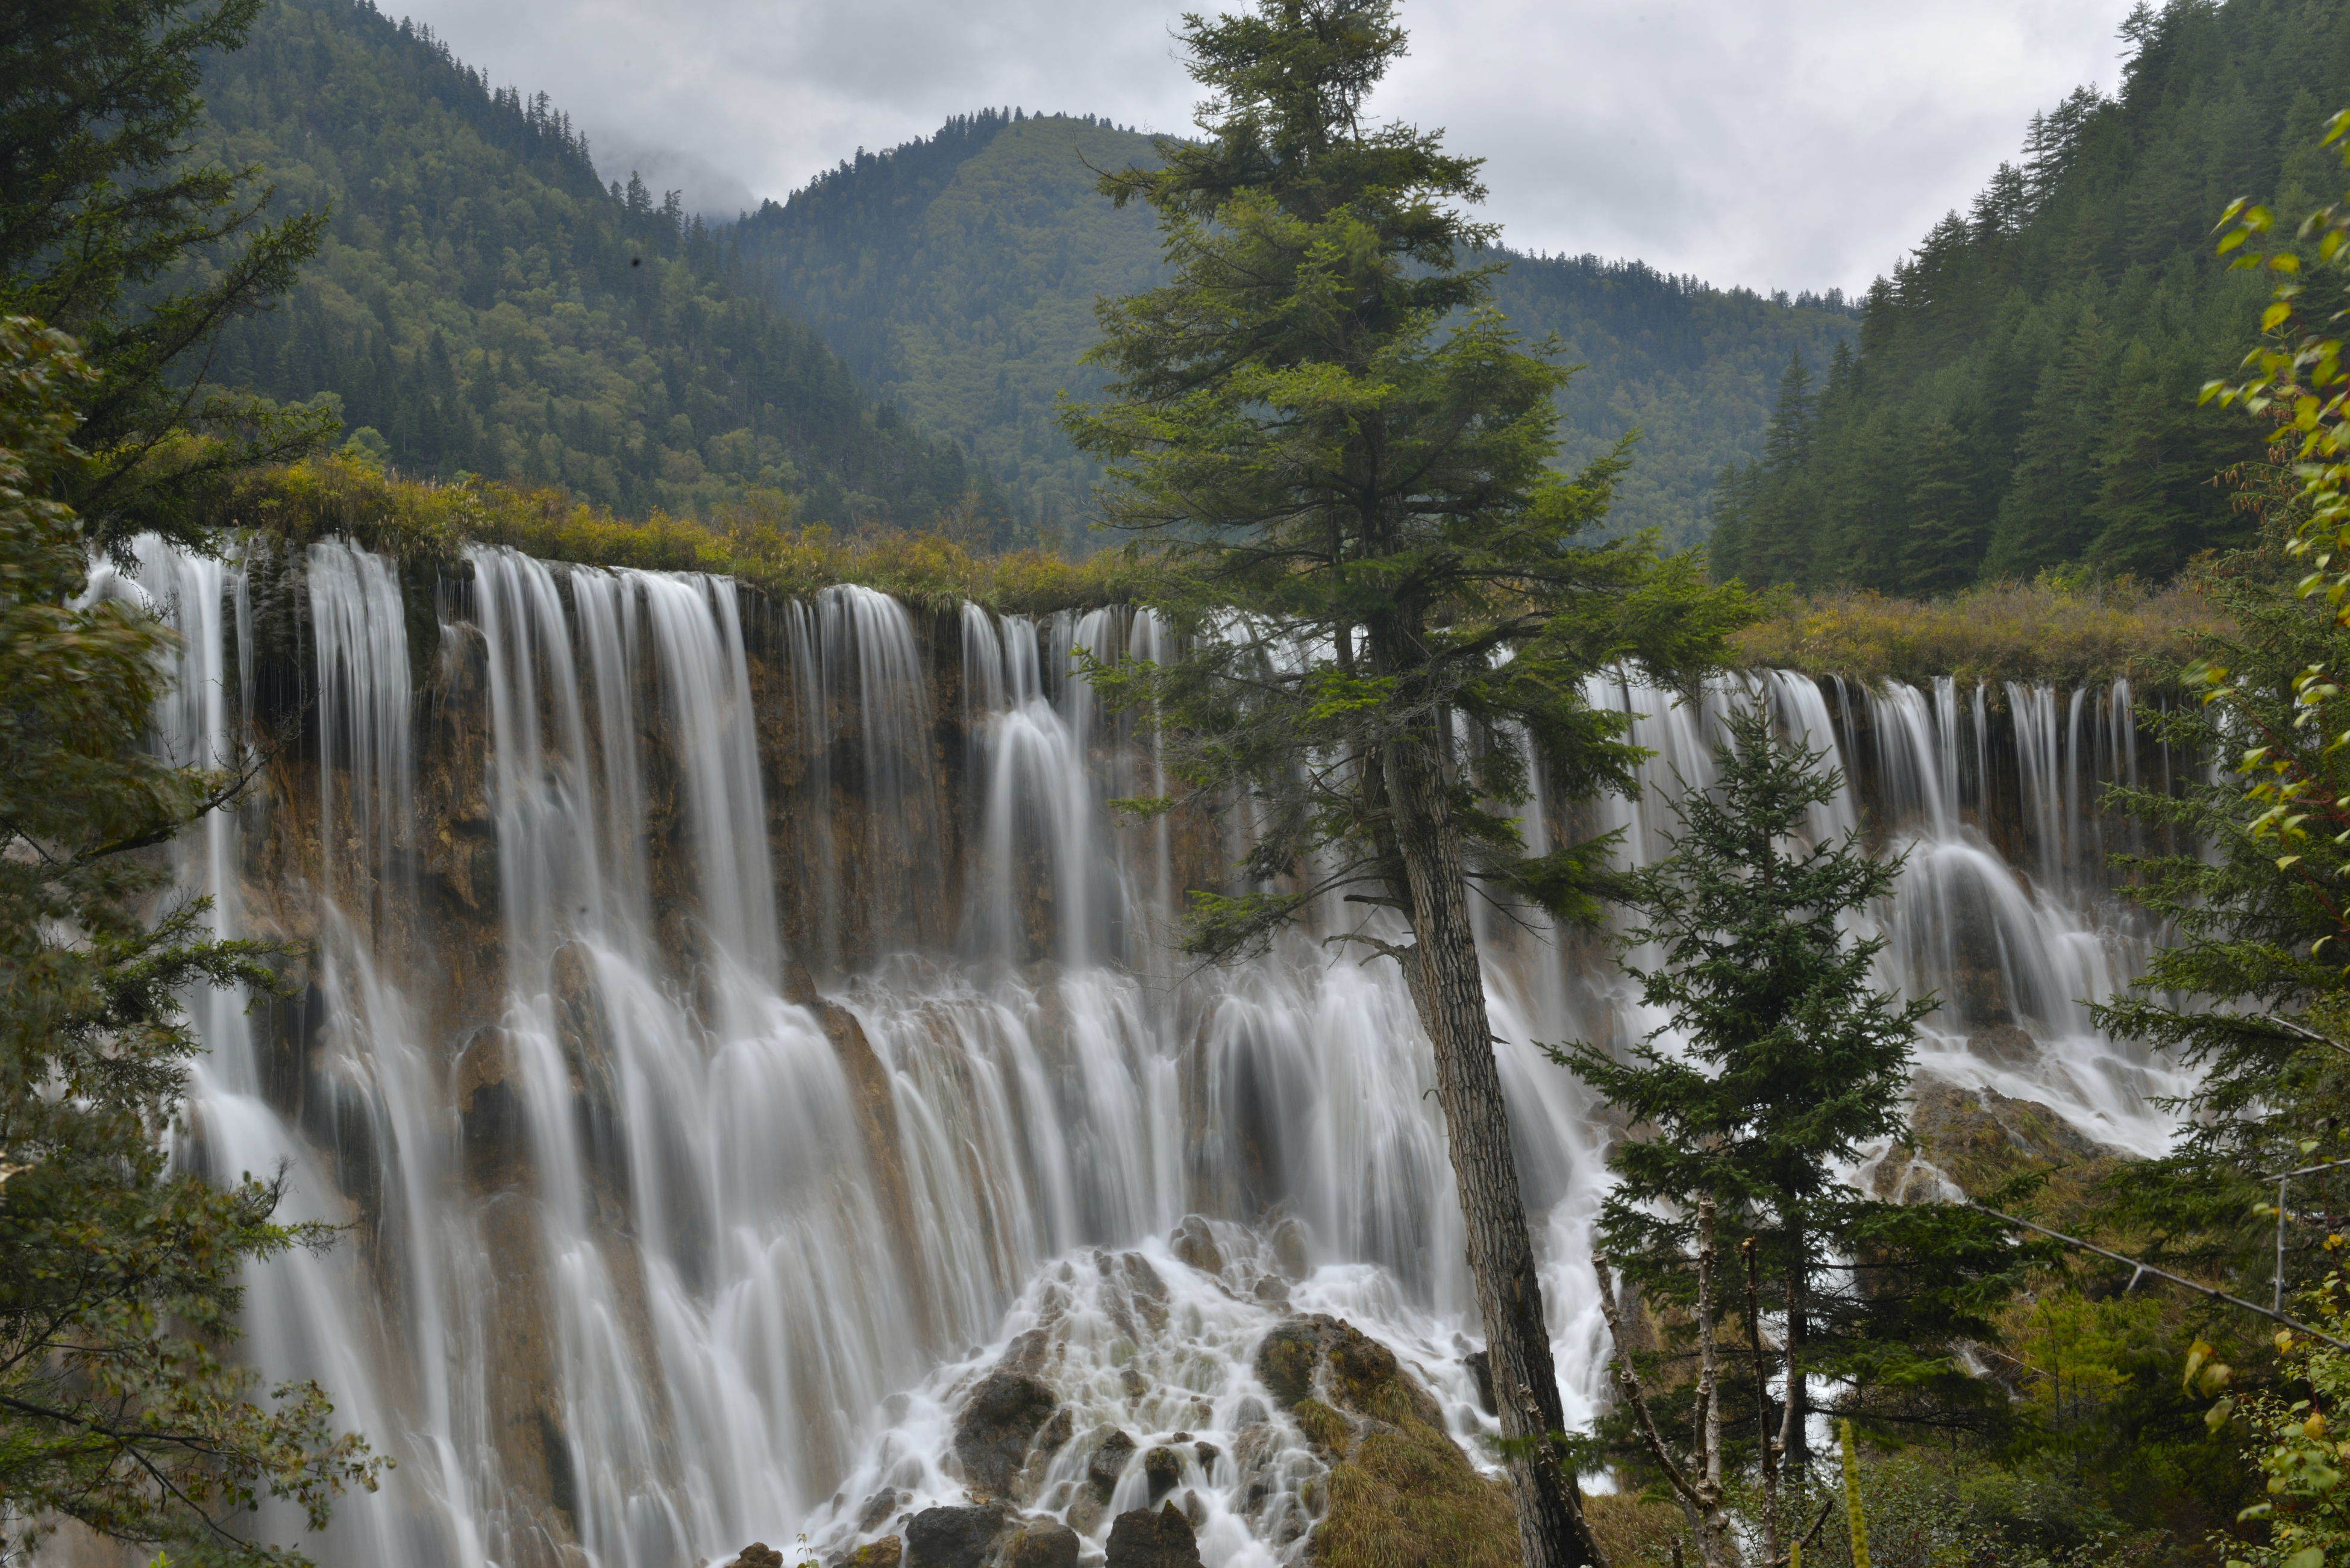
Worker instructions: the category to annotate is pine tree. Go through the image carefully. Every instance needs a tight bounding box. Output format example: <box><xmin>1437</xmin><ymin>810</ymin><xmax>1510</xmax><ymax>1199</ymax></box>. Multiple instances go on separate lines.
<box><xmin>1061</xmin><ymin>4</ymin><xmax>1749</xmax><ymax>1561</ymax></box>
<box><xmin>1556</xmin><ymin>702</ymin><xmax>2019</xmax><ymax>1523</ymax></box>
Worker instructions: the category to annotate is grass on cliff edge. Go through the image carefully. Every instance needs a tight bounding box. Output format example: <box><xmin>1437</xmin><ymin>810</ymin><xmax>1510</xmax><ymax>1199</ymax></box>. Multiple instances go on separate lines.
<box><xmin>218</xmin><ymin>455</ymin><xmax>2234</xmax><ymax>680</ymax></box>
<box><xmin>215</xmin><ymin>454</ymin><xmax>1136</xmax><ymax>614</ymax></box>
<box><xmin>1729</xmin><ymin>575</ymin><xmax>2231</xmax><ymax>687</ymax></box>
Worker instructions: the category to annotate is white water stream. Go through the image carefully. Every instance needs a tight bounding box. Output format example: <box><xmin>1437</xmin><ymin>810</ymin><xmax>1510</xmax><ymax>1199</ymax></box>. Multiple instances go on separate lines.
<box><xmin>93</xmin><ymin>539</ymin><xmax>2188</xmax><ymax>1567</ymax></box>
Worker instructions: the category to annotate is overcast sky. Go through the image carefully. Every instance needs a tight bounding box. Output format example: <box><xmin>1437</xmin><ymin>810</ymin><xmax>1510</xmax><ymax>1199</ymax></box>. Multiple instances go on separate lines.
<box><xmin>389</xmin><ymin>0</ymin><xmax>2144</xmax><ymax>296</ymax></box>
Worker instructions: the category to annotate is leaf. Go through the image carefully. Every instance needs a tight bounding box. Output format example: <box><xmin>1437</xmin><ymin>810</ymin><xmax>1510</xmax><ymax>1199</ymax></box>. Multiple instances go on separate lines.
<box><xmin>2285</xmin><ymin>1549</ymin><xmax>2324</xmax><ymax>1568</ymax></box>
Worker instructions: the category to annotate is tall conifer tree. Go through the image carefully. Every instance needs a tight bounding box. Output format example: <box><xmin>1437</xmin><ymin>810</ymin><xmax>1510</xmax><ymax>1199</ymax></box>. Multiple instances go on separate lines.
<box><xmin>1558</xmin><ymin>702</ymin><xmax>2019</xmax><ymax>1497</ymax></box>
<box><xmin>1062</xmin><ymin>4</ymin><xmax>1746</xmax><ymax>1562</ymax></box>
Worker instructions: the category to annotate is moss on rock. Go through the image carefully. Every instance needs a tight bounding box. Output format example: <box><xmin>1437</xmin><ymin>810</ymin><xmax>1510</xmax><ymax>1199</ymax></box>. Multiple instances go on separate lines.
<box><xmin>1252</xmin><ymin>1315</ymin><xmax>1520</xmax><ymax>1568</ymax></box>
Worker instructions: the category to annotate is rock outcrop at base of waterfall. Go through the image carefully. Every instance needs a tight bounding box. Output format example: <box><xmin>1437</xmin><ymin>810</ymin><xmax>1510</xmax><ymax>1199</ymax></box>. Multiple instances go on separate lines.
<box><xmin>904</xmin><ymin>1502</ymin><xmax>1017</xmax><ymax>1567</ymax></box>
<box><xmin>1253</xmin><ymin>1316</ymin><xmax>1520</xmax><ymax>1568</ymax></box>
<box><xmin>1001</xmin><ymin>1519</ymin><xmax>1082</xmax><ymax>1568</ymax></box>
<box><xmin>1104</xmin><ymin>1502</ymin><xmax>1204</xmax><ymax>1568</ymax></box>
<box><xmin>1882</xmin><ymin>1076</ymin><xmax>2132</xmax><ymax>1215</ymax></box>
<box><xmin>954</xmin><ymin>1369</ymin><xmax>1066</xmax><ymax>1498</ymax></box>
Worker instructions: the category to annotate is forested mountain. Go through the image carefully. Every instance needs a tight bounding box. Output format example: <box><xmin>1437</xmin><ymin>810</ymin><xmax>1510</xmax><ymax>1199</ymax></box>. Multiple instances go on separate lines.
<box><xmin>1710</xmin><ymin>0</ymin><xmax>2350</xmax><ymax>593</ymax></box>
<box><xmin>730</xmin><ymin>111</ymin><xmax>1164</xmax><ymax>546</ymax></box>
<box><xmin>198</xmin><ymin>0</ymin><xmax>989</xmax><ymax>527</ymax></box>
<box><xmin>732</xmin><ymin>114</ymin><xmax>1855</xmax><ymax>548</ymax></box>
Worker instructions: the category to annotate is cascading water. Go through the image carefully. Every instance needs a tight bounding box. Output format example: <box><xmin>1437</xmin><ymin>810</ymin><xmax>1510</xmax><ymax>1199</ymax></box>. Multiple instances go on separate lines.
<box><xmin>100</xmin><ymin>537</ymin><xmax>2189</xmax><ymax>1568</ymax></box>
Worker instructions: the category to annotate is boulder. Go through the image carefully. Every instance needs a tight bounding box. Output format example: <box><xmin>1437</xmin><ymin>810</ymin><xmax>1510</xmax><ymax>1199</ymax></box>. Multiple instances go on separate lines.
<box><xmin>953</xmin><ymin>1371</ymin><xmax>1061</xmax><ymax>1497</ymax></box>
<box><xmin>1001</xmin><ymin>1520</ymin><xmax>1080</xmax><ymax>1568</ymax></box>
<box><xmin>1252</xmin><ymin>1315</ymin><xmax>1519</xmax><ymax>1568</ymax></box>
<box><xmin>1461</xmin><ymin>1349</ymin><xmax>1497</xmax><ymax>1416</ymax></box>
<box><xmin>1142</xmin><ymin>1446</ymin><xmax>1183</xmax><ymax>1504</ymax></box>
<box><xmin>1086</xmin><ymin>1427</ymin><xmax>1137</xmax><ymax>1502</ymax></box>
<box><xmin>727</xmin><ymin>1546</ymin><xmax>784</xmax><ymax>1568</ymax></box>
<box><xmin>1965</xmin><ymin>1022</ymin><xmax>2039</xmax><ymax>1068</ymax></box>
<box><xmin>1104</xmin><ymin>1502</ymin><xmax>1203</xmax><ymax>1568</ymax></box>
<box><xmin>843</xmin><ymin>1540</ymin><xmax>902</xmax><ymax>1568</ymax></box>
<box><xmin>1170</xmin><ymin>1215</ymin><xmax>1225</xmax><ymax>1276</ymax></box>
<box><xmin>903</xmin><ymin>1503</ymin><xmax>1015</xmax><ymax>1568</ymax></box>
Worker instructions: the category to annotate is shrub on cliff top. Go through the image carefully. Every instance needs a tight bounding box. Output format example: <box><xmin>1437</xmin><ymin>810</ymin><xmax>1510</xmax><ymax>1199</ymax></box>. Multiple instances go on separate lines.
<box><xmin>1730</xmin><ymin>576</ymin><xmax>2229</xmax><ymax>688</ymax></box>
<box><xmin>213</xmin><ymin>452</ymin><xmax>1138</xmax><ymax>613</ymax></box>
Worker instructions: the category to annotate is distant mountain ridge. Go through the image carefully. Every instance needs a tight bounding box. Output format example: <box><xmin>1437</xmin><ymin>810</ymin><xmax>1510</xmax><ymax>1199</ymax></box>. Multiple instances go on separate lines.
<box><xmin>732</xmin><ymin>110</ymin><xmax>1856</xmax><ymax>548</ymax></box>
<box><xmin>199</xmin><ymin>0</ymin><xmax>989</xmax><ymax>528</ymax></box>
<box><xmin>197</xmin><ymin>1</ymin><xmax>1850</xmax><ymax>549</ymax></box>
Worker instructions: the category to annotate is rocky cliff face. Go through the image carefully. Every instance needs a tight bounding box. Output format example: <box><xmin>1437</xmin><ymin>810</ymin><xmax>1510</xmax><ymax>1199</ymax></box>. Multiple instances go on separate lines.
<box><xmin>118</xmin><ymin>536</ymin><xmax>2184</xmax><ymax>1568</ymax></box>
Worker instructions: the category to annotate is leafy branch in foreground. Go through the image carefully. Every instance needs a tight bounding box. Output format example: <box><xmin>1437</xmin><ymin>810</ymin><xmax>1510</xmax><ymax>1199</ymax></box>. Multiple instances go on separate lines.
<box><xmin>0</xmin><ymin>316</ymin><xmax>377</xmax><ymax>1564</ymax></box>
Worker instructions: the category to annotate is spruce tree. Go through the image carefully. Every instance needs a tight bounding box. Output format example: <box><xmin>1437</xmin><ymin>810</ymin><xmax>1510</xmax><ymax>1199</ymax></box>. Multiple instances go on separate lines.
<box><xmin>1061</xmin><ymin>4</ymin><xmax>1747</xmax><ymax>1562</ymax></box>
<box><xmin>1556</xmin><ymin>702</ymin><xmax>2018</xmax><ymax>1498</ymax></box>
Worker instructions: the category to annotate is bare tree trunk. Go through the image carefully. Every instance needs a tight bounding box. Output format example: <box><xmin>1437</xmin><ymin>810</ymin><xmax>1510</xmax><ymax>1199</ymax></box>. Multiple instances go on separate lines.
<box><xmin>1741</xmin><ymin>1235</ymin><xmax>1782</xmax><ymax>1560</ymax></box>
<box><xmin>1779</xmin><ymin>1228</ymin><xmax>1808</xmax><ymax>1485</ymax></box>
<box><xmin>1691</xmin><ymin>1202</ymin><xmax>1739</xmax><ymax>1568</ymax></box>
<box><xmin>1382</xmin><ymin>726</ymin><xmax>1604</xmax><ymax>1568</ymax></box>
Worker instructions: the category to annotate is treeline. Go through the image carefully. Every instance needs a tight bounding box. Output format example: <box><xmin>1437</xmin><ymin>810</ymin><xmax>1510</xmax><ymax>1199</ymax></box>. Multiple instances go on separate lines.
<box><xmin>199</xmin><ymin>0</ymin><xmax>994</xmax><ymax>528</ymax></box>
<box><xmin>1711</xmin><ymin>0</ymin><xmax>2350</xmax><ymax>592</ymax></box>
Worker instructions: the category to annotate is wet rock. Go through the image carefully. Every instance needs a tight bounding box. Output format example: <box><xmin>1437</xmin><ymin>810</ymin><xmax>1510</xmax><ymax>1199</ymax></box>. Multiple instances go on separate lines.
<box><xmin>1193</xmin><ymin>1440</ymin><xmax>1220</xmax><ymax>1470</ymax></box>
<box><xmin>1170</xmin><ymin>1215</ymin><xmax>1224</xmax><ymax>1277</ymax></box>
<box><xmin>1271</xmin><ymin>1216</ymin><xmax>1312</xmax><ymax>1279</ymax></box>
<box><xmin>842</xmin><ymin>1540</ymin><xmax>901</xmax><ymax>1568</ymax></box>
<box><xmin>1142</xmin><ymin>1445</ymin><xmax>1182</xmax><ymax>1504</ymax></box>
<box><xmin>454</xmin><ymin>1026</ymin><xmax>527</xmax><ymax>1192</ymax></box>
<box><xmin>855</xmin><ymin>1488</ymin><xmax>903</xmax><ymax>1534</ymax></box>
<box><xmin>1462</xmin><ymin>1349</ymin><xmax>1497</xmax><ymax>1416</ymax></box>
<box><xmin>1001</xmin><ymin>1519</ymin><xmax>1080</xmax><ymax>1568</ymax></box>
<box><xmin>1965</xmin><ymin>1022</ymin><xmax>2039</xmax><ymax>1068</ymax></box>
<box><xmin>903</xmin><ymin>1502</ymin><xmax>1015</xmax><ymax>1568</ymax></box>
<box><xmin>1889</xmin><ymin>1077</ymin><xmax>2131</xmax><ymax>1214</ymax></box>
<box><xmin>727</xmin><ymin>1545</ymin><xmax>784</xmax><ymax>1568</ymax></box>
<box><xmin>1118</xmin><ymin>1366</ymin><xmax>1148</xmax><ymax>1401</ymax></box>
<box><xmin>812</xmin><ymin>994</ymin><xmax>931</xmax><ymax>1345</ymax></box>
<box><xmin>1253</xmin><ymin>1315</ymin><xmax>1519</xmax><ymax>1568</ymax></box>
<box><xmin>1086</xmin><ymin>1427</ymin><xmax>1137</xmax><ymax>1502</ymax></box>
<box><xmin>1104</xmin><ymin>1502</ymin><xmax>1203</xmax><ymax>1568</ymax></box>
<box><xmin>954</xmin><ymin>1371</ymin><xmax>1060</xmax><ymax>1497</ymax></box>
<box><xmin>1012</xmin><ymin>1406</ymin><xmax>1075</xmax><ymax>1501</ymax></box>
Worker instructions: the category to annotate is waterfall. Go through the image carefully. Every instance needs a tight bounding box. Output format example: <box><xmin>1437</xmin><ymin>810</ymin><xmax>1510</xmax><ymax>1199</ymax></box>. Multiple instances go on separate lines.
<box><xmin>101</xmin><ymin>537</ymin><xmax>2187</xmax><ymax>1568</ymax></box>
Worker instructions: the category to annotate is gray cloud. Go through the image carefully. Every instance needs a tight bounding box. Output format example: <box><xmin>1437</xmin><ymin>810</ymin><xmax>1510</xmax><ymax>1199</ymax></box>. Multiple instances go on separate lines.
<box><xmin>391</xmin><ymin>0</ymin><xmax>2140</xmax><ymax>290</ymax></box>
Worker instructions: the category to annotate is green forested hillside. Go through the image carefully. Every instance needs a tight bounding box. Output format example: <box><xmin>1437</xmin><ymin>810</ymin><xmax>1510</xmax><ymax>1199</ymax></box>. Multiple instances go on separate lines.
<box><xmin>732</xmin><ymin>114</ymin><xmax>1855</xmax><ymax>548</ymax></box>
<box><xmin>199</xmin><ymin>0</ymin><xmax>988</xmax><ymax>527</ymax></box>
<box><xmin>1710</xmin><ymin>0</ymin><xmax>2350</xmax><ymax>592</ymax></box>
<box><xmin>730</xmin><ymin>111</ymin><xmax>1165</xmax><ymax>546</ymax></box>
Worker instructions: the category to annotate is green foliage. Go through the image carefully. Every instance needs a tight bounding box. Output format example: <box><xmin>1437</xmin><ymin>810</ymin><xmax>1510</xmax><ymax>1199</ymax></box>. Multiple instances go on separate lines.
<box><xmin>1728</xmin><ymin>577</ymin><xmax>2227</xmax><ymax>687</ymax></box>
<box><xmin>0</xmin><ymin>319</ymin><xmax>377</xmax><ymax>1564</ymax></box>
<box><xmin>1558</xmin><ymin>704</ymin><xmax>2022</xmax><ymax>1464</ymax></box>
<box><xmin>2088</xmin><ymin>547</ymin><xmax>2350</xmax><ymax>1311</ymax></box>
<box><xmin>196</xmin><ymin>0</ymin><xmax>989</xmax><ymax>530</ymax></box>
<box><xmin>1714</xmin><ymin>0</ymin><xmax>2350</xmax><ymax>595</ymax></box>
<box><xmin>2222</xmin><ymin>1272</ymin><xmax>2350</xmax><ymax>1568</ymax></box>
<box><xmin>0</xmin><ymin>0</ymin><xmax>333</xmax><ymax>548</ymax></box>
